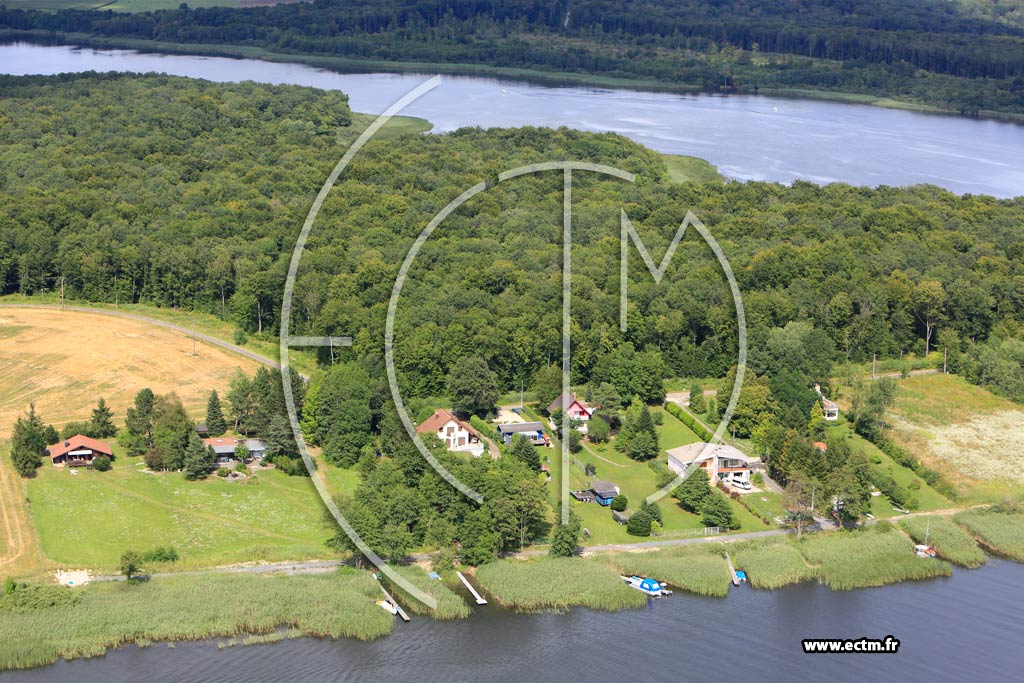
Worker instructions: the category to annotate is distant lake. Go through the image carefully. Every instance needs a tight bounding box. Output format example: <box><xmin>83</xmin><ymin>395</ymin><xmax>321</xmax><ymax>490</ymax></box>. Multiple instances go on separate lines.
<box><xmin>1</xmin><ymin>42</ymin><xmax>1023</xmax><ymax>197</ymax></box>
<box><xmin>1</xmin><ymin>559</ymin><xmax>1021</xmax><ymax>683</ymax></box>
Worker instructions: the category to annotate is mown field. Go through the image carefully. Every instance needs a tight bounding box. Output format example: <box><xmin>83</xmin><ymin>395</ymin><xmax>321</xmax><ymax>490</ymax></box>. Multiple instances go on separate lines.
<box><xmin>0</xmin><ymin>307</ymin><xmax>261</xmax><ymax>430</ymax></box>
<box><xmin>25</xmin><ymin>454</ymin><xmax>333</xmax><ymax>570</ymax></box>
<box><xmin>887</xmin><ymin>374</ymin><xmax>1024</xmax><ymax>486</ymax></box>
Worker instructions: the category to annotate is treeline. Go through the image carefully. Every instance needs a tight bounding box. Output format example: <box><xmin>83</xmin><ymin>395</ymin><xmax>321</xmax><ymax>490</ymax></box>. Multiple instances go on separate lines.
<box><xmin>2</xmin><ymin>0</ymin><xmax>1024</xmax><ymax>114</ymax></box>
<box><xmin>3</xmin><ymin>74</ymin><xmax>1024</xmax><ymax>408</ymax></box>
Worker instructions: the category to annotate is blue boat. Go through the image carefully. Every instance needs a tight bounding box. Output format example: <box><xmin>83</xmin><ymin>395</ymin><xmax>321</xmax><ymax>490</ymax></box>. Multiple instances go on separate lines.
<box><xmin>623</xmin><ymin>575</ymin><xmax>673</xmax><ymax>597</ymax></box>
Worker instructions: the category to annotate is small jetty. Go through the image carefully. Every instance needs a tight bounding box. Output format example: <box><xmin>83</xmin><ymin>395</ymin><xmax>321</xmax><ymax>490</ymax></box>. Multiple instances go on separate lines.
<box><xmin>622</xmin><ymin>575</ymin><xmax>673</xmax><ymax>597</ymax></box>
<box><xmin>373</xmin><ymin>573</ymin><xmax>410</xmax><ymax>622</ymax></box>
<box><xmin>456</xmin><ymin>571</ymin><xmax>488</xmax><ymax>605</ymax></box>
<box><xmin>725</xmin><ymin>553</ymin><xmax>746</xmax><ymax>586</ymax></box>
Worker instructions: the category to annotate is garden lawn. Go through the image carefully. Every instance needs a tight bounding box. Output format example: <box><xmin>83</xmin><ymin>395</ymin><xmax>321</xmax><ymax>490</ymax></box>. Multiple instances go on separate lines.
<box><xmin>26</xmin><ymin>457</ymin><xmax>331</xmax><ymax>570</ymax></box>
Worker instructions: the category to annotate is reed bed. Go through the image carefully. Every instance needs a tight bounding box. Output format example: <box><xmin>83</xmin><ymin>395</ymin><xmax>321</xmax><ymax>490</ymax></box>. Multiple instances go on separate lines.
<box><xmin>954</xmin><ymin>510</ymin><xmax>1024</xmax><ymax>561</ymax></box>
<box><xmin>731</xmin><ymin>539</ymin><xmax>818</xmax><ymax>590</ymax></box>
<box><xmin>604</xmin><ymin>545</ymin><xmax>731</xmax><ymax>597</ymax></box>
<box><xmin>798</xmin><ymin>528</ymin><xmax>951</xmax><ymax>590</ymax></box>
<box><xmin>899</xmin><ymin>516</ymin><xmax>987</xmax><ymax>568</ymax></box>
<box><xmin>381</xmin><ymin>566</ymin><xmax>470</xmax><ymax>620</ymax></box>
<box><xmin>473</xmin><ymin>558</ymin><xmax>647</xmax><ymax>612</ymax></box>
<box><xmin>0</xmin><ymin>569</ymin><xmax>393</xmax><ymax>671</ymax></box>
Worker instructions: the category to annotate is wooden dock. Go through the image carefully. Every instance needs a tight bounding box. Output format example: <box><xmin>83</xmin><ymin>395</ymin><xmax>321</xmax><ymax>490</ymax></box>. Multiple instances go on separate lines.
<box><xmin>456</xmin><ymin>571</ymin><xmax>487</xmax><ymax>605</ymax></box>
<box><xmin>725</xmin><ymin>552</ymin><xmax>741</xmax><ymax>587</ymax></box>
<box><xmin>373</xmin><ymin>573</ymin><xmax>411</xmax><ymax>621</ymax></box>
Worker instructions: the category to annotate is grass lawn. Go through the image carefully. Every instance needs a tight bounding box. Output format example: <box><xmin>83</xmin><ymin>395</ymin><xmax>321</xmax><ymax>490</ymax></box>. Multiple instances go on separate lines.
<box><xmin>26</xmin><ymin>456</ymin><xmax>332</xmax><ymax>570</ymax></box>
<box><xmin>825</xmin><ymin>422</ymin><xmax>949</xmax><ymax>514</ymax></box>
<box><xmin>738</xmin><ymin>490</ymin><xmax>785</xmax><ymax>523</ymax></box>
<box><xmin>662</xmin><ymin>154</ymin><xmax>724</xmax><ymax>184</ymax></box>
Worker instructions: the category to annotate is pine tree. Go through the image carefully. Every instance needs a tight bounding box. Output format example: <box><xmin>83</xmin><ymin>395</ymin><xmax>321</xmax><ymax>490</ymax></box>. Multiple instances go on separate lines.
<box><xmin>10</xmin><ymin>403</ymin><xmax>47</xmax><ymax>477</ymax></box>
<box><xmin>701</xmin><ymin>493</ymin><xmax>736</xmax><ymax>529</ymax></box>
<box><xmin>672</xmin><ymin>466</ymin><xmax>711</xmax><ymax>512</ymax></box>
<box><xmin>510</xmin><ymin>434</ymin><xmax>541</xmax><ymax>471</ymax></box>
<box><xmin>626</xmin><ymin>509</ymin><xmax>652</xmax><ymax>536</ymax></box>
<box><xmin>123</xmin><ymin>388</ymin><xmax>155</xmax><ymax>456</ymax></box>
<box><xmin>90</xmin><ymin>398</ymin><xmax>117</xmax><ymax>438</ymax></box>
<box><xmin>183</xmin><ymin>431</ymin><xmax>214</xmax><ymax>480</ymax></box>
<box><xmin>689</xmin><ymin>383</ymin><xmax>706</xmax><ymax>414</ymax></box>
<box><xmin>206</xmin><ymin>390</ymin><xmax>227</xmax><ymax>436</ymax></box>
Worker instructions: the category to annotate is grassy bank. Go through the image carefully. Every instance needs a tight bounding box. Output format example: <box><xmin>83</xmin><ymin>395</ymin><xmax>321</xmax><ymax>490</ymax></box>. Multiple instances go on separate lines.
<box><xmin>605</xmin><ymin>545</ymin><xmax>731</xmax><ymax>597</ymax></box>
<box><xmin>473</xmin><ymin>557</ymin><xmax>646</xmax><ymax>612</ymax></box>
<box><xmin>663</xmin><ymin>155</ymin><xmax>724</xmax><ymax>184</ymax></box>
<box><xmin>899</xmin><ymin>516</ymin><xmax>987</xmax><ymax>568</ymax></box>
<box><xmin>0</xmin><ymin>569</ymin><xmax>392</xmax><ymax>671</ymax></box>
<box><xmin>732</xmin><ymin>539</ymin><xmax>818</xmax><ymax>590</ymax></box>
<box><xmin>954</xmin><ymin>509</ymin><xmax>1024</xmax><ymax>561</ymax></box>
<box><xmin>799</xmin><ymin>527</ymin><xmax>952</xmax><ymax>590</ymax></box>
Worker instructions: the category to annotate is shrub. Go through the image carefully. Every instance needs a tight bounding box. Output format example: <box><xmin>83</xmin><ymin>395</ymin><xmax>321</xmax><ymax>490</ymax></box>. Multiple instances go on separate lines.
<box><xmin>234</xmin><ymin>462</ymin><xmax>247</xmax><ymax>473</ymax></box>
<box><xmin>233</xmin><ymin>329</ymin><xmax>247</xmax><ymax>346</ymax></box>
<box><xmin>217</xmin><ymin>468</ymin><xmax>230</xmax><ymax>478</ymax></box>
<box><xmin>610</xmin><ymin>494</ymin><xmax>628</xmax><ymax>512</ymax></box>
<box><xmin>142</xmin><ymin>546</ymin><xmax>180</xmax><ymax>563</ymax></box>
<box><xmin>701</xmin><ymin>493</ymin><xmax>736</xmax><ymax>529</ymax></box>
<box><xmin>664</xmin><ymin>402</ymin><xmax>713</xmax><ymax>441</ymax></box>
<box><xmin>650</xmin><ymin>410</ymin><xmax>663</xmax><ymax>426</ymax></box>
<box><xmin>626</xmin><ymin>510</ymin><xmax>652</xmax><ymax>536</ymax></box>
<box><xmin>584</xmin><ymin>462</ymin><xmax>597</xmax><ymax>477</ymax></box>
<box><xmin>92</xmin><ymin>455</ymin><xmax>111</xmax><ymax>472</ymax></box>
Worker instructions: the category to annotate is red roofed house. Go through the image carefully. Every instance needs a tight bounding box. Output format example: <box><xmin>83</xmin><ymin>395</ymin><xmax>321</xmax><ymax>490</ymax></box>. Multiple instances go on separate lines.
<box><xmin>416</xmin><ymin>408</ymin><xmax>484</xmax><ymax>457</ymax></box>
<box><xmin>46</xmin><ymin>435</ymin><xmax>114</xmax><ymax>467</ymax></box>
<box><xmin>547</xmin><ymin>392</ymin><xmax>593</xmax><ymax>422</ymax></box>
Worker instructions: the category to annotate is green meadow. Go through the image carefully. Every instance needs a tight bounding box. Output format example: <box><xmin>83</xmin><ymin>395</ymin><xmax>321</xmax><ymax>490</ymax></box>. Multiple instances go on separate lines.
<box><xmin>26</xmin><ymin>456</ymin><xmax>332</xmax><ymax>570</ymax></box>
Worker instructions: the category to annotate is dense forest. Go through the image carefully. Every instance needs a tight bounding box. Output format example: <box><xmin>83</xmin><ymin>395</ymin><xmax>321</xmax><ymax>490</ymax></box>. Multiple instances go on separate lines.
<box><xmin>4</xmin><ymin>73</ymin><xmax>1024</xmax><ymax>561</ymax></box>
<box><xmin>2</xmin><ymin>0</ymin><xmax>1024</xmax><ymax>116</ymax></box>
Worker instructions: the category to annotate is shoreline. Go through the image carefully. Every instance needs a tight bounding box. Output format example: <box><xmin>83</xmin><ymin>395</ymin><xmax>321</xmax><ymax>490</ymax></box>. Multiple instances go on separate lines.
<box><xmin>3</xmin><ymin>30</ymin><xmax>1024</xmax><ymax>126</ymax></box>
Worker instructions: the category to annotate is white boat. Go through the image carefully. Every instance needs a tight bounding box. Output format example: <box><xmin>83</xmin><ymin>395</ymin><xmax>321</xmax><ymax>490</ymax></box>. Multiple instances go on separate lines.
<box><xmin>376</xmin><ymin>600</ymin><xmax>399</xmax><ymax>615</ymax></box>
<box><xmin>622</xmin><ymin>575</ymin><xmax>672</xmax><ymax>597</ymax></box>
<box><xmin>915</xmin><ymin>544</ymin><xmax>937</xmax><ymax>558</ymax></box>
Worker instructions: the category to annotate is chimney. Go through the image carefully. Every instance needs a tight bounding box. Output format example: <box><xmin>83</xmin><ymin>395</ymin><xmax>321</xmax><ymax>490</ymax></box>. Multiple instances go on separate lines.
<box><xmin>814</xmin><ymin>383</ymin><xmax>822</xmax><ymax>395</ymax></box>
<box><xmin>64</xmin><ymin>439</ymin><xmax>70</xmax><ymax>447</ymax></box>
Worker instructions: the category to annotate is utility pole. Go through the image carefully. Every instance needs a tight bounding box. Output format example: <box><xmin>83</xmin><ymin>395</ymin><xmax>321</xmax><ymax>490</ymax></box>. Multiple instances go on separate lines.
<box><xmin>872</xmin><ymin>353</ymin><xmax>876</xmax><ymax>379</ymax></box>
<box><xmin>60</xmin><ymin>276</ymin><xmax>65</xmax><ymax>310</ymax></box>
<box><xmin>943</xmin><ymin>347</ymin><xmax>948</xmax><ymax>374</ymax></box>
<box><xmin>520</xmin><ymin>380</ymin><xmax>524</xmax><ymax>409</ymax></box>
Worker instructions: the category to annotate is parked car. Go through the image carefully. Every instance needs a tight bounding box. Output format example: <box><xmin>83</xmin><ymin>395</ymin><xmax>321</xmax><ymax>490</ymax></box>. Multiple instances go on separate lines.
<box><xmin>731</xmin><ymin>479</ymin><xmax>752</xmax><ymax>490</ymax></box>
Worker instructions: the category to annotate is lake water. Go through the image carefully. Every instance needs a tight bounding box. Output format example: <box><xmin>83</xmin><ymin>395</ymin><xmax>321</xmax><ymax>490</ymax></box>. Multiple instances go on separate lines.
<box><xmin>1</xmin><ymin>40</ymin><xmax>1023</xmax><ymax>682</ymax></box>
<box><xmin>0</xmin><ymin>560</ymin><xmax>1020</xmax><ymax>683</ymax></box>
<box><xmin>1</xmin><ymin>43</ymin><xmax>1023</xmax><ymax>197</ymax></box>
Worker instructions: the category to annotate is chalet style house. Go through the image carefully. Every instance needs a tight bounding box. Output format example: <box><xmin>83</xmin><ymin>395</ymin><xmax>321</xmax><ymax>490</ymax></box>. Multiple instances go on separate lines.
<box><xmin>46</xmin><ymin>435</ymin><xmax>114</xmax><ymax>467</ymax></box>
<box><xmin>417</xmin><ymin>408</ymin><xmax>484</xmax><ymax>457</ymax></box>
<box><xmin>667</xmin><ymin>442</ymin><xmax>759</xmax><ymax>485</ymax></box>
<box><xmin>547</xmin><ymin>392</ymin><xmax>593</xmax><ymax>422</ymax></box>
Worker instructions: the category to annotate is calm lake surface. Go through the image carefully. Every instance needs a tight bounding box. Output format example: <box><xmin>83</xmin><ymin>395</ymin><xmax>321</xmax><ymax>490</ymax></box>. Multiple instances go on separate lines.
<box><xmin>1</xmin><ymin>40</ymin><xmax>1023</xmax><ymax>682</ymax></box>
<box><xmin>0</xmin><ymin>560</ymin><xmax>1020</xmax><ymax>683</ymax></box>
<box><xmin>1</xmin><ymin>42</ymin><xmax>1023</xmax><ymax>197</ymax></box>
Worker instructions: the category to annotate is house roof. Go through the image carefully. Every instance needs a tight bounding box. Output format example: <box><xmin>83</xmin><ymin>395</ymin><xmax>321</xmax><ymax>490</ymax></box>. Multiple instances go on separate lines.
<box><xmin>548</xmin><ymin>392</ymin><xmax>591</xmax><ymax>415</ymax></box>
<box><xmin>47</xmin><ymin>435</ymin><xmax>113</xmax><ymax>459</ymax></box>
<box><xmin>416</xmin><ymin>409</ymin><xmax>479</xmax><ymax>437</ymax></box>
<box><xmin>813</xmin><ymin>441</ymin><xmax>828</xmax><ymax>452</ymax></box>
<box><xmin>203</xmin><ymin>437</ymin><xmax>239</xmax><ymax>455</ymax></box>
<box><xmin>666</xmin><ymin>442</ymin><xmax>757</xmax><ymax>466</ymax></box>
<box><xmin>590</xmin><ymin>480</ymin><xmax>618</xmax><ymax>497</ymax></box>
<box><xmin>498</xmin><ymin>421</ymin><xmax>544</xmax><ymax>434</ymax></box>
<box><xmin>820</xmin><ymin>396</ymin><xmax>839</xmax><ymax>410</ymax></box>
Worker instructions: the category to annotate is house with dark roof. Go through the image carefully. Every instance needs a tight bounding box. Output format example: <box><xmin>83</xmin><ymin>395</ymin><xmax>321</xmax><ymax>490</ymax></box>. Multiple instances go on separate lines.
<box><xmin>589</xmin><ymin>480</ymin><xmax>620</xmax><ymax>506</ymax></box>
<box><xmin>417</xmin><ymin>408</ymin><xmax>484</xmax><ymax>457</ymax></box>
<box><xmin>203</xmin><ymin>437</ymin><xmax>267</xmax><ymax>464</ymax></box>
<box><xmin>497</xmin><ymin>421</ymin><xmax>549</xmax><ymax>447</ymax></box>
<box><xmin>46</xmin><ymin>435</ymin><xmax>113</xmax><ymax>467</ymax></box>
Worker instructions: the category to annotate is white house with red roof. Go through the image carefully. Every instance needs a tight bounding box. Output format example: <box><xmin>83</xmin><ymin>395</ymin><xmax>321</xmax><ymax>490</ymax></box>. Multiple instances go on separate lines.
<box><xmin>548</xmin><ymin>392</ymin><xmax>593</xmax><ymax>422</ymax></box>
<box><xmin>416</xmin><ymin>408</ymin><xmax>484</xmax><ymax>457</ymax></box>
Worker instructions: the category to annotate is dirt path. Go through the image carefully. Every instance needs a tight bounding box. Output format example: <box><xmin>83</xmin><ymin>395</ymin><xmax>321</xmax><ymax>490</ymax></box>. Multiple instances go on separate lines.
<box><xmin>579</xmin><ymin>441</ymin><xmax>627</xmax><ymax>468</ymax></box>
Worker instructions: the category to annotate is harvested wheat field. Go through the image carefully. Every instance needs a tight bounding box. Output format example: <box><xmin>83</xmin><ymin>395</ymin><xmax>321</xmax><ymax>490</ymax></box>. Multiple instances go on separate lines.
<box><xmin>888</xmin><ymin>374</ymin><xmax>1024</xmax><ymax>483</ymax></box>
<box><xmin>0</xmin><ymin>307</ymin><xmax>261</xmax><ymax>432</ymax></box>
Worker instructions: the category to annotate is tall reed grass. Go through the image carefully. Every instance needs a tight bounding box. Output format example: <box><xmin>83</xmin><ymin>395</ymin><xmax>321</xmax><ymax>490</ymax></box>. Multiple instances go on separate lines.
<box><xmin>731</xmin><ymin>539</ymin><xmax>818</xmax><ymax>590</ymax></box>
<box><xmin>899</xmin><ymin>516</ymin><xmax>987</xmax><ymax>567</ymax></box>
<box><xmin>954</xmin><ymin>510</ymin><xmax>1024</xmax><ymax>561</ymax></box>
<box><xmin>0</xmin><ymin>569</ymin><xmax>393</xmax><ymax>671</ymax></box>
<box><xmin>605</xmin><ymin>545</ymin><xmax>731</xmax><ymax>597</ymax></box>
<box><xmin>799</xmin><ymin>528</ymin><xmax>951</xmax><ymax>590</ymax></box>
<box><xmin>381</xmin><ymin>566</ymin><xmax>470</xmax><ymax>620</ymax></box>
<box><xmin>473</xmin><ymin>558</ymin><xmax>647</xmax><ymax>612</ymax></box>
